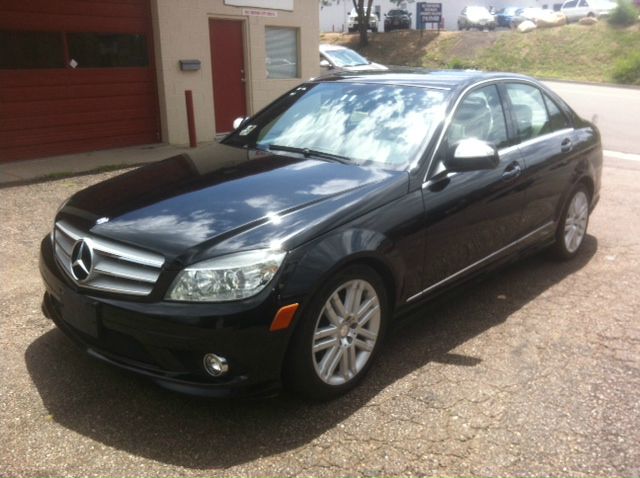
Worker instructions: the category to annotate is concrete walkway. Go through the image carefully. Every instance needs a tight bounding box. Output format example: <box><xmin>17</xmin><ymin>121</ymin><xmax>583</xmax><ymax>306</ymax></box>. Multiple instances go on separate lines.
<box><xmin>0</xmin><ymin>142</ymin><xmax>216</xmax><ymax>187</ymax></box>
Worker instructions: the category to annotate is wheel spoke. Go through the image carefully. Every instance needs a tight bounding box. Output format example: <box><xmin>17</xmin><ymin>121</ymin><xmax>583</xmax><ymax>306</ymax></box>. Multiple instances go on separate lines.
<box><xmin>340</xmin><ymin>347</ymin><xmax>350</xmax><ymax>379</ymax></box>
<box><xmin>356</xmin><ymin>296</ymin><xmax>378</xmax><ymax>320</ymax></box>
<box><xmin>358</xmin><ymin>304</ymin><xmax>379</xmax><ymax>327</ymax></box>
<box><xmin>344</xmin><ymin>282</ymin><xmax>359</xmax><ymax>314</ymax></box>
<box><xmin>318</xmin><ymin>344</ymin><xmax>340</xmax><ymax>378</ymax></box>
<box><xmin>314</xmin><ymin>337</ymin><xmax>338</xmax><ymax>353</ymax></box>
<box><xmin>314</xmin><ymin>325</ymin><xmax>337</xmax><ymax>341</ymax></box>
<box><xmin>348</xmin><ymin>345</ymin><xmax>357</xmax><ymax>375</ymax></box>
<box><xmin>352</xmin><ymin>282</ymin><xmax>364</xmax><ymax>314</ymax></box>
<box><xmin>324</xmin><ymin>300</ymin><xmax>341</xmax><ymax>326</ymax></box>
<box><xmin>330</xmin><ymin>292</ymin><xmax>347</xmax><ymax>318</ymax></box>
<box><xmin>324</xmin><ymin>346</ymin><xmax>344</xmax><ymax>380</ymax></box>
<box><xmin>356</xmin><ymin>326</ymin><xmax>377</xmax><ymax>341</ymax></box>
<box><xmin>354</xmin><ymin>338</ymin><xmax>374</xmax><ymax>352</ymax></box>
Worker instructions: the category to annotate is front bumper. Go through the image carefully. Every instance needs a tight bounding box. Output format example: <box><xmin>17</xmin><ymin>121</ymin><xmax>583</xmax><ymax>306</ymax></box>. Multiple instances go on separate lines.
<box><xmin>39</xmin><ymin>237</ymin><xmax>291</xmax><ymax>397</ymax></box>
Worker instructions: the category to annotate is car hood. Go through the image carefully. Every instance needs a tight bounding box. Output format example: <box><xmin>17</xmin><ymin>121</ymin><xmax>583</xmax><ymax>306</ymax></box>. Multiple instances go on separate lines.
<box><xmin>60</xmin><ymin>142</ymin><xmax>407</xmax><ymax>264</ymax></box>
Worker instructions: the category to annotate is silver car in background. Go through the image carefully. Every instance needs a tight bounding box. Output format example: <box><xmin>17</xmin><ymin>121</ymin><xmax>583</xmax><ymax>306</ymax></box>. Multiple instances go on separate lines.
<box><xmin>561</xmin><ymin>0</ymin><xmax>618</xmax><ymax>21</ymax></box>
<box><xmin>319</xmin><ymin>44</ymin><xmax>387</xmax><ymax>73</ymax></box>
<box><xmin>458</xmin><ymin>6</ymin><xmax>497</xmax><ymax>30</ymax></box>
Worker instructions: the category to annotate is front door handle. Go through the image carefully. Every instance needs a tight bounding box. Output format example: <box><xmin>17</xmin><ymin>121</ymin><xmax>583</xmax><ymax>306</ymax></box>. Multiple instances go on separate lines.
<box><xmin>561</xmin><ymin>138</ymin><xmax>573</xmax><ymax>153</ymax></box>
<box><xmin>502</xmin><ymin>162</ymin><xmax>522</xmax><ymax>181</ymax></box>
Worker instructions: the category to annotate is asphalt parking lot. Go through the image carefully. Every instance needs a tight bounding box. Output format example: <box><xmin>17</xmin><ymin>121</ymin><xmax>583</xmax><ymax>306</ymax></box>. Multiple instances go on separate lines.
<box><xmin>1</xmin><ymin>157</ymin><xmax>639</xmax><ymax>477</ymax></box>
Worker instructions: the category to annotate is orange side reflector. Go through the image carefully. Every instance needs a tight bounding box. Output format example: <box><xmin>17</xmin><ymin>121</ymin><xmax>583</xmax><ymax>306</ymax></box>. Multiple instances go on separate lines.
<box><xmin>270</xmin><ymin>303</ymin><xmax>299</xmax><ymax>332</ymax></box>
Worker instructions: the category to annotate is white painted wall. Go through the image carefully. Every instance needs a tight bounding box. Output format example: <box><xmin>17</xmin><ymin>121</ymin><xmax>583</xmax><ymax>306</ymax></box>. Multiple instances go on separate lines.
<box><xmin>320</xmin><ymin>0</ymin><xmax>550</xmax><ymax>32</ymax></box>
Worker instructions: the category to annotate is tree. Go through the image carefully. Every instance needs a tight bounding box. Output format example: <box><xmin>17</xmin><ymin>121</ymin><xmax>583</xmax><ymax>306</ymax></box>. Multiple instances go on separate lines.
<box><xmin>352</xmin><ymin>0</ymin><xmax>374</xmax><ymax>46</ymax></box>
<box><xmin>319</xmin><ymin>0</ymin><xmax>374</xmax><ymax>46</ymax></box>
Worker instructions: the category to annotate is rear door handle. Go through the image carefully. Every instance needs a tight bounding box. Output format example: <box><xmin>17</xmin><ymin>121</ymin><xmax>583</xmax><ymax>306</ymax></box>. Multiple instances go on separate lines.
<box><xmin>502</xmin><ymin>162</ymin><xmax>522</xmax><ymax>181</ymax></box>
<box><xmin>561</xmin><ymin>138</ymin><xmax>573</xmax><ymax>153</ymax></box>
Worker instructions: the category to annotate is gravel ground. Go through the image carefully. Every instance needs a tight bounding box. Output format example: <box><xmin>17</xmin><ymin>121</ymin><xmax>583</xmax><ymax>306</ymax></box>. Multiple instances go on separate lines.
<box><xmin>1</xmin><ymin>159</ymin><xmax>639</xmax><ymax>477</ymax></box>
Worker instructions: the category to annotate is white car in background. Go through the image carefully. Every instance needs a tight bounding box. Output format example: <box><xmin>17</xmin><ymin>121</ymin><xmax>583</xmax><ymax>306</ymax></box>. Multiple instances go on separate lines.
<box><xmin>319</xmin><ymin>44</ymin><xmax>387</xmax><ymax>72</ymax></box>
<box><xmin>561</xmin><ymin>0</ymin><xmax>618</xmax><ymax>21</ymax></box>
<box><xmin>347</xmin><ymin>8</ymin><xmax>379</xmax><ymax>32</ymax></box>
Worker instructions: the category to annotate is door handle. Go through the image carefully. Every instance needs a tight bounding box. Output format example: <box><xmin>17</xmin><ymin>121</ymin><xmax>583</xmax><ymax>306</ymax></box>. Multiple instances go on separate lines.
<box><xmin>561</xmin><ymin>138</ymin><xmax>573</xmax><ymax>153</ymax></box>
<box><xmin>502</xmin><ymin>162</ymin><xmax>522</xmax><ymax>181</ymax></box>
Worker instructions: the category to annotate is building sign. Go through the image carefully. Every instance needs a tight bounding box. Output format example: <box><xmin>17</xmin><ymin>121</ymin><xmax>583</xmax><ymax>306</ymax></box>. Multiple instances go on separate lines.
<box><xmin>243</xmin><ymin>8</ymin><xmax>278</xmax><ymax>17</ymax></box>
<box><xmin>417</xmin><ymin>2</ymin><xmax>442</xmax><ymax>28</ymax></box>
<box><xmin>225</xmin><ymin>0</ymin><xmax>293</xmax><ymax>11</ymax></box>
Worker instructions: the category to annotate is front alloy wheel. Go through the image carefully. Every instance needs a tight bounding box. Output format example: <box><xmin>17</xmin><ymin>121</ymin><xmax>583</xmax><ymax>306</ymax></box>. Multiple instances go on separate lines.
<box><xmin>312</xmin><ymin>279</ymin><xmax>381</xmax><ymax>385</ymax></box>
<box><xmin>284</xmin><ymin>265</ymin><xmax>388</xmax><ymax>399</ymax></box>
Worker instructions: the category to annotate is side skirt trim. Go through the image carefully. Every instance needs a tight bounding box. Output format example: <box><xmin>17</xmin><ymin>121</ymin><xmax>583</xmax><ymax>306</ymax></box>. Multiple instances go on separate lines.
<box><xmin>406</xmin><ymin>221</ymin><xmax>555</xmax><ymax>303</ymax></box>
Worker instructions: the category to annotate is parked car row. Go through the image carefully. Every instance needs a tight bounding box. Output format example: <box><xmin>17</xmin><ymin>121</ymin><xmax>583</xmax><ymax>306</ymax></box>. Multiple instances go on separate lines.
<box><xmin>461</xmin><ymin>0</ymin><xmax>617</xmax><ymax>31</ymax></box>
<box><xmin>346</xmin><ymin>8</ymin><xmax>412</xmax><ymax>33</ymax></box>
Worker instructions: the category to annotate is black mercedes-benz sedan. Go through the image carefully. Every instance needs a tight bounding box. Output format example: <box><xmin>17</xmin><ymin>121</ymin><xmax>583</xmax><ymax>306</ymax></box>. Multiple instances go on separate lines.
<box><xmin>39</xmin><ymin>70</ymin><xmax>602</xmax><ymax>399</ymax></box>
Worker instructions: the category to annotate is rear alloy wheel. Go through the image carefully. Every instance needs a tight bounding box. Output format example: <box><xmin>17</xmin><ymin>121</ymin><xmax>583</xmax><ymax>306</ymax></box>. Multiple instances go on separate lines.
<box><xmin>284</xmin><ymin>266</ymin><xmax>388</xmax><ymax>399</ymax></box>
<box><xmin>553</xmin><ymin>185</ymin><xmax>590</xmax><ymax>259</ymax></box>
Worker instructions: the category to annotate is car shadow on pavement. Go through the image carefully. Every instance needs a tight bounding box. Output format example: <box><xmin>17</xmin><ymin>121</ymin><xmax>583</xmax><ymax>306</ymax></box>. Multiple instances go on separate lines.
<box><xmin>25</xmin><ymin>236</ymin><xmax>597</xmax><ymax>469</ymax></box>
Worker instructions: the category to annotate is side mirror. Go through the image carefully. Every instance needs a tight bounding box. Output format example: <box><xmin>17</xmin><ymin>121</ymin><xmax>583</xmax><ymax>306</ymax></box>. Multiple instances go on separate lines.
<box><xmin>319</xmin><ymin>59</ymin><xmax>332</xmax><ymax>69</ymax></box>
<box><xmin>232</xmin><ymin>116</ymin><xmax>248</xmax><ymax>130</ymax></box>
<box><xmin>444</xmin><ymin>138</ymin><xmax>499</xmax><ymax>172</ymax></box>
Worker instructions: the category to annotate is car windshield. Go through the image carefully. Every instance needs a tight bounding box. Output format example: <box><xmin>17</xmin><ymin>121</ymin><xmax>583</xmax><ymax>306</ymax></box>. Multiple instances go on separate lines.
<box><xmin>467</xmin><ymin>6</ymin><xmax>491</xmax><ymax>15</ymax></box>
<box><xmin>324</xmin><ymin>48</ymin><xmax>369</xmax><ymax>67</ymax></box>
<box><xmin>224</xmin><ymin>82</ymin><xmax>447</xmax><ymax>170</ymax></box>
<box><xmin>388</xmin><ymin>9</ymin><xmax>407</xmax><ymax>16</ymax></box>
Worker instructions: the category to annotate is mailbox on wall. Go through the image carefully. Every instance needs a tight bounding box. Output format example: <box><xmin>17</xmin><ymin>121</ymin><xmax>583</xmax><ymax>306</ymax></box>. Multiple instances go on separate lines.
<box><xmin>179</xmin><ymin>59</ymin><xmax>201</xmax><ymax>71</ymax></box>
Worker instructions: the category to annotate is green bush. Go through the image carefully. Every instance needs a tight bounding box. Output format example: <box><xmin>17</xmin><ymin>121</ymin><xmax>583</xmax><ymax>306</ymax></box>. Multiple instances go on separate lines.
<box><xmin>612</xmin><ymin>52</ymin><xmax>640</xmax><ymax>84</ymax></box>
<box><xmin>448</xmin><ymin>57</ymin><xmax>476</xmax><ymax>69</ymax></box>
<box><xmin>608</xmin><ymin>0</ymin><xmax>638</xmax><ymax>26</ymax></box>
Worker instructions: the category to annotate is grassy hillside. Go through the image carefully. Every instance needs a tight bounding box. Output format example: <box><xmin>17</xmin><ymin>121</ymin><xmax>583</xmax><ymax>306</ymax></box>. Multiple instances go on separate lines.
<box><xmin>321</xmin><ymin>22</ymin><xmax>640</xmax><ymax>84</ymax></box>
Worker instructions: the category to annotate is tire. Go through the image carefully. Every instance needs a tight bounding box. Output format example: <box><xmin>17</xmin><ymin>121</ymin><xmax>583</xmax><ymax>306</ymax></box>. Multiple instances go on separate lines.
<box><xmin>551</xmin><ymin>184</ymin><xmax>590</xmax><ymax>260</ymax></box>
<box><xmin>283</xmin><ymin>265</ymin><xmax>390</xmax><ymax>400</ymax></box>
<box><xmin>371</xmin><ymin>27</ymin><xmax>378</xmax><ymax>33</ymax></box>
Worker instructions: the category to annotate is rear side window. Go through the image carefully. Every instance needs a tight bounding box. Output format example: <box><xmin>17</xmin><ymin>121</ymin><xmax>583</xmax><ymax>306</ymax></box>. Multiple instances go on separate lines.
<box><xmin>563</xmin><ymin>0</ymin><xmax>578</xmax><ymax>7</ymax></box>
<box><xmin>505</xmin><ymin>83</ymin><xmax>550</xmax><ymax>142</ymax></box>
<box><xmin>543</xmin><ymin>94</ymin><xmax>570</xmax><ymax>131</ymax></box>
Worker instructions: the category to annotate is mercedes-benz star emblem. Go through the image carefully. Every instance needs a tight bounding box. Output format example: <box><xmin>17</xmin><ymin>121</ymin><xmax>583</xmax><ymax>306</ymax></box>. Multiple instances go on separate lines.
<box><xmin>70</xmin><ymin>239</ymin><xmax>94</xmax><ymax>282</ymax></box>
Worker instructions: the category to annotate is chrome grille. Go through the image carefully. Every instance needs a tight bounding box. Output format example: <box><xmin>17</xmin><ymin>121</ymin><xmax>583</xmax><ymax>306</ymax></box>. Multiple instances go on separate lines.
<box><xmin>53</xmin><ymin>220</ymin><xmax>165</xmax><ymax>296</ymax></box>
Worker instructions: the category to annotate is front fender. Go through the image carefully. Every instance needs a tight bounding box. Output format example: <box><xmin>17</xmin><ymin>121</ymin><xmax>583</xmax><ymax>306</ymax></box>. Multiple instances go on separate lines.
<box><xmin>279</xmin><ymin>227</ymin><xmax>404</xmax><ymax>311</ymax></box>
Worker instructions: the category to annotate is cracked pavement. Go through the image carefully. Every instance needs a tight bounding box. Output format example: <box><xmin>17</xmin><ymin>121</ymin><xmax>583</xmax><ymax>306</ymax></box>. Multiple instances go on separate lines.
<box><xmin>1</xmin><ymin>157</ymin><xmax>639</xmax><ymax>476</ymax></box>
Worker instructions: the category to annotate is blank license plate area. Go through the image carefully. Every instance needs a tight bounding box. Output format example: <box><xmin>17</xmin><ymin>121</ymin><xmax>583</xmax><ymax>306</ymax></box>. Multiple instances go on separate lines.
<box><xmin>61</xmin><ymin>293</ymin><xmax>99</xmax><ymax>338</ymax></box>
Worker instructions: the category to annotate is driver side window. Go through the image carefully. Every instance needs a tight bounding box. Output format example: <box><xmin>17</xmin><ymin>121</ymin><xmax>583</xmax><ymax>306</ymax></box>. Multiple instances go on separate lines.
<box><xmin>447</xmin><ymin>84</ymin><xmax>509</xmax><ymax>149</ymax></box>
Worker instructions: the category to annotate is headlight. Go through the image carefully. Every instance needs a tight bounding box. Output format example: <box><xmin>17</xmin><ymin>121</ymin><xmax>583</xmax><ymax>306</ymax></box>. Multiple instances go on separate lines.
<box><xmin>166</xmin><ymin>249</ymin><xmax>286</xmax><ymax>302</ymax></box>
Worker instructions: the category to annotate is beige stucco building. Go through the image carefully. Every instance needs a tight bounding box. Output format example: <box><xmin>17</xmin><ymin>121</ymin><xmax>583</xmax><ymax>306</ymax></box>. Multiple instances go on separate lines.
<box><xmin>153</xmin><ymin>0</ymin><xmax>321</xmax><ymax>146</ymax></box>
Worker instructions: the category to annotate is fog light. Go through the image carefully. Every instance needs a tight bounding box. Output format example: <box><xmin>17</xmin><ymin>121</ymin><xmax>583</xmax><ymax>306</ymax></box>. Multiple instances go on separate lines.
<box><xmin>203</xmin><ymin>353</ymin><xmax>229</xmax><ymax>377</ymax></box>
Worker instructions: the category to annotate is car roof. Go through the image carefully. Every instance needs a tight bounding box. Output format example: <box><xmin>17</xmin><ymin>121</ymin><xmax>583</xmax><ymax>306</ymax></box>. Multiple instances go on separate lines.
<box><xmin>319</xmin><ymin>44</ymin><xmax>350</xmax><ymax>53</ymax></box>
<box><xmin>312</xmin><ymin>68</ymin><xmax>537</xmax><ymax>92</ymax></box>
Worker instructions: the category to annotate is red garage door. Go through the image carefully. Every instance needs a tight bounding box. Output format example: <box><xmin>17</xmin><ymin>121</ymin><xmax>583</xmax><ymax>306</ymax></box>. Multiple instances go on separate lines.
<box><xmin>0</xmin><ymin>0</ymin><xmax>160</xmax><ymax>163</ymax></box>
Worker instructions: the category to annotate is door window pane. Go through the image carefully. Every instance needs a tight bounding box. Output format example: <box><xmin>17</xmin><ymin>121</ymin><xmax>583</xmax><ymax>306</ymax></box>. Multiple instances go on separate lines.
<box><xmin>448</xmin><ymin>84</ymin><xmax>509</xmax><ymax>149</ymax></box>
<box><xmin>265</xmin><ymin>27</ymin><xmax>299</xmax><ymax>79</ymax></box>
<box><xmin>67</xmin><ymin>33</ymin><xmax>148</xmax><ymax>68</ymax></box>
<box><xmin>505</xmin><ymin>83</ymin><xmax>550</xmax><ymax>142</ymax></box>
<box><xmin>0</xmin><ymin>31</ymin><xmax>64</xmax><ymax>69</ymax></box>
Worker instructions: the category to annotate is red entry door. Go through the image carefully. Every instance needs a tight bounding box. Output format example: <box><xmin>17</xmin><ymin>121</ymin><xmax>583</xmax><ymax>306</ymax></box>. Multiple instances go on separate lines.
<box><xmin>209</xmin><ymin>19</ymin><xmax>247</xmax><ymax>133</ymax></box>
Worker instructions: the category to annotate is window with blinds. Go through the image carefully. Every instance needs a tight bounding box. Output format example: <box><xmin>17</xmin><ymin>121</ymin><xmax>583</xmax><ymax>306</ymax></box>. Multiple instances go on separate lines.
<box><xmin>265</xmin><ymin>27</ymin><xmax>299</xmax><ymax>79</ymax></box>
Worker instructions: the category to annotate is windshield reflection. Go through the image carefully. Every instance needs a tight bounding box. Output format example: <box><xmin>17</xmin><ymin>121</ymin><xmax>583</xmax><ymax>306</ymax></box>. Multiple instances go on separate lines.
<box><xmin>226</xmin><ymin>83</ymin><xmax>446</xmax><ymax>171</ymax></box>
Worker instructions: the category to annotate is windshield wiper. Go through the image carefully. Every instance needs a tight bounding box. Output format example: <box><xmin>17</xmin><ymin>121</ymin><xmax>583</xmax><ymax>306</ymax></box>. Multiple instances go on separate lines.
<box><xmin>268</xmin><ymin>144</ymin><xmax>351</xmax><ymax>164</ymax></box>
